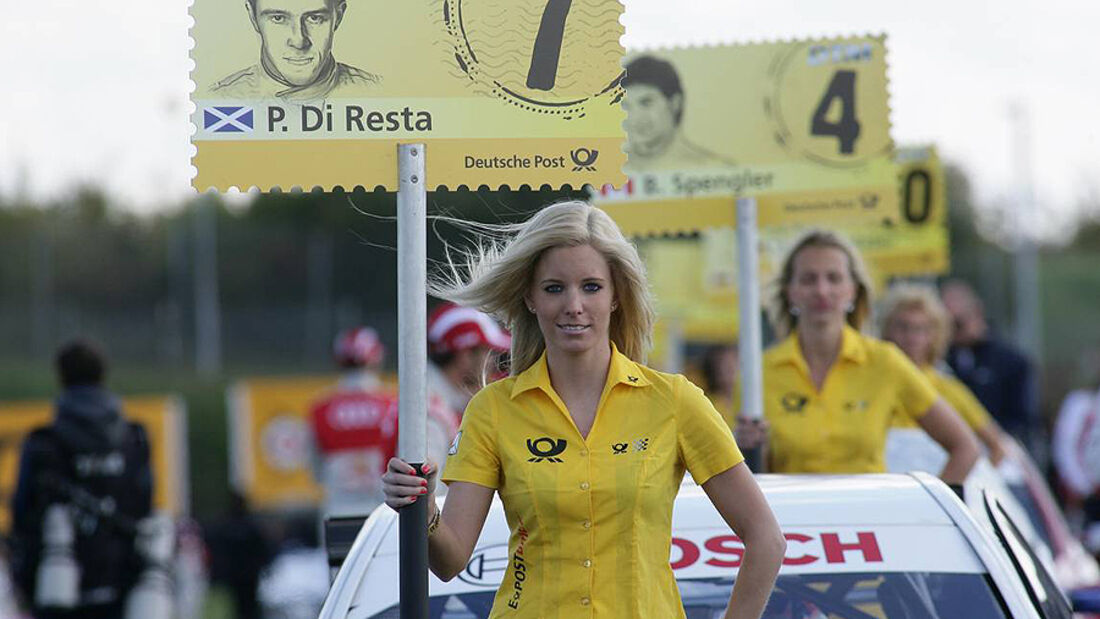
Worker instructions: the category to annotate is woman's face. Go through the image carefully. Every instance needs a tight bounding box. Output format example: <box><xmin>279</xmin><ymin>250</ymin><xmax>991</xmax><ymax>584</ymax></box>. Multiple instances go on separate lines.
<box><xmin>526</xmin><ymin>244</ymin><xmax>616</xmax><ymax>359</ymax></box>
<box><xmin>785</xmin><ymin>245</ymin><xmax>857</xmax><ymax>330</ymax></box>
<box><xmin>885</xmin><ymin>307</ymin><xmax>935</xmax><ymax>365</ymax></box>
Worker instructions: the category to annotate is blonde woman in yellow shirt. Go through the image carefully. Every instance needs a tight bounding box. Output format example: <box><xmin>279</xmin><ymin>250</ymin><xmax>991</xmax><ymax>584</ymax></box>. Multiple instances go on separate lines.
<box><xmin>382</xmin><ymin>202</ymin><xmax>784</xmax><ymax>619</ymax></box>
<box><xmin>880</xmin><ymin>284</ymin><xmax>1007</xmax><ymax>467</ymax></box>
<box><xmin>736</xmin><ymin>230</ymin><xmax>979</xmax><ymax>484</ymax></box>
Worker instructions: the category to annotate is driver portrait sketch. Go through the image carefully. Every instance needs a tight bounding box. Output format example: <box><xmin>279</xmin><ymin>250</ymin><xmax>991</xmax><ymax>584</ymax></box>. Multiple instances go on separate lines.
<box><xmin>623</xmin><ymin>55</ymin><xmax>733</xmax><ymax>173</ymax></box>
<box><xmin>210</xmin><ymin>0</ymin><xmax>381</xmax><ymax>101</ymax></box>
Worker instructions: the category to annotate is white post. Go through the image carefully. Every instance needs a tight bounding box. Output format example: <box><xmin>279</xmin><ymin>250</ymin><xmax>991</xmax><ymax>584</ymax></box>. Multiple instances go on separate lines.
<box><xmin>397</xmin><ymin>144</ymin><xmax>428</xmax><ymax>464</ymax></box>
<box><xmin>736</xmin><ymin>197</ymin><xmax>764</xmax><ymax>421</ymax></box>
<box><xmin>396</xmin><ymin>143</ymin><xmax>429</xmax><ymax>619</ymax></box>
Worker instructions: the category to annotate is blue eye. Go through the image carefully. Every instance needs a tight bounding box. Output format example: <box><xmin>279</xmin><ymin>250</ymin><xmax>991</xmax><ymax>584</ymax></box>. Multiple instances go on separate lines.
<box><xmin>583</xmin><ymin>282</ymin><xmax>602</xmax><ymax>292</ymax></box>
<box><xmin>544</xmin><ymin>284</ymin><xmax>562</xmax><ymax>293</ymax></box>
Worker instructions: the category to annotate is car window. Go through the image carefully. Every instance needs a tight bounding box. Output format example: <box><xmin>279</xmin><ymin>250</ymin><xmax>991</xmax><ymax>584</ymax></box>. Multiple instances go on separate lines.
<box><xmin>985</xmin><ymin>495</ymin><xmax>1072</xmax><ymax>619</ymax></box>
<box><xmin>1005</xmin><ymin>482</ymin><xmax>1055</xmax><ymax>550</ymax></box>
<box><xmin>363</xmin><ymin>572</ymin><xmax>1009</xmax><ymax>619</ymax></box>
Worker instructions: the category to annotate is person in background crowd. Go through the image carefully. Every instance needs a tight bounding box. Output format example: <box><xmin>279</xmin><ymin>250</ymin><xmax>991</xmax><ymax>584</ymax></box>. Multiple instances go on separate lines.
<box><xmin>384</xmin><ymin>201</ymin><xmax>784</xmax><ymax>619</ymax></box>
<box><xmin>1051</xmin><ymin>346</ymin><xmax>1100</xmax><ymax>558</ymax></box>
<box><xmin>941</xmin><ymin>279</ymin><xmax>1039</xmax><ymax>451</ymax></box>
<box><xmin>10</xmin><ymin>340</ymin><xmax>155</xmax><ymax>619</ymax></box>
<box><xmin>204</xmin><ymin>491</ymin><xmax>274</xmax><ymax>619</ymax></box>
<box><xmin>701</xmin><ymin>342</ymin><xmax>740</xmax><ymax>430</ymax></box>
<box><xmin>309</xmin><ymin>326</ymin><xmax>456</xmax><ymax>518</ymax></box>
<box><xmin>426</xmin><ymin>302</ymin><xmax>512</xmax><ymax>416</ymax></box>
<box><xmin>880</xmin><ymin>284</ymin><xmax>1008</xmax><ymax>470</ymax></box>
<box><xmin>735</xmin><ymin>230</ymin><xmax>980</xmax><ymax>488</ymax></box>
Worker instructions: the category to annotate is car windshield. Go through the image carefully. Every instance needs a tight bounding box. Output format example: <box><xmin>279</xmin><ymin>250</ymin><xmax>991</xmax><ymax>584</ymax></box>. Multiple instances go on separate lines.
<box><xmin>363</xmin><ymin>572</ymin><xmax>1009</xmax><ymax>619</ymax></box>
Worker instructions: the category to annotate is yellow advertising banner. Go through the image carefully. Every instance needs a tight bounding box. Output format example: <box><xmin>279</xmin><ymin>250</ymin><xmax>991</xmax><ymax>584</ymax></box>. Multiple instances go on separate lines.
<box><xmin>190</xmin><ymin>0</ymin><xmax>626</xmax><ymax>191</ymax></box>
<box><xmin>594</xmin><ymin>36</ymin><xmax>898</xmax><ymax>232</ymax></box>
<box><xmin>644</xmin><ymin>146</ymin><xmax>948</xmax><ymax>344</ymax></box>
<box><xmin>0</xmin><ymin>396</ymin><xmax>189</xmax><ymax>533</ymax></box>
<box><xmin>228</xmin><ymin>376</ymin><xmax>332</xmax><ymax>510</ymax></box>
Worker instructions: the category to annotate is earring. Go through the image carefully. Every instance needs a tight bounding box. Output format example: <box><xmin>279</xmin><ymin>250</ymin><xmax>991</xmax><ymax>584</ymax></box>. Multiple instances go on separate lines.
<box><xmin>846</xmin><ymin>303</ymin><xmax>856</xmax><ymax>313</ymax></box>
<box><xmin>789</xmin><ymin>306</ymin><xmax>801</xmax><ymax>317</ymax></box>
<box><xmin>527</xmin><ymin>305</ymin><xmax>535</xmax><ymax>313</ymax></box>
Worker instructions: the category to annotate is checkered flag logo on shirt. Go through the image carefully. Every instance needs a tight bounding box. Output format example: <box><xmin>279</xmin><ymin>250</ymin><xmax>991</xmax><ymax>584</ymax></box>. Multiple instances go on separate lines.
<box><xmin>633</xmin><ymin>438</ymin><xmax>649</xmax><ymax>452</ymax></box>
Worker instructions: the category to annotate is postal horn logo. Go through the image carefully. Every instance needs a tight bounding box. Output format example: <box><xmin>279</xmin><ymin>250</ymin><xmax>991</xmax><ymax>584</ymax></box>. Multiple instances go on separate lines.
<box><xmin>781</xmin><ymin>392</ymin><xmax>809</xmax><ymax>413</ymax></box>
<box><xmin>527</xmin><ymin>437</ymin><xmax>567</xmax><ymax>463</ymax></box>
<box><xmin>571</xmin><ymin>148</ymin><xmax>599</xmax><ymax>172</ymax></box>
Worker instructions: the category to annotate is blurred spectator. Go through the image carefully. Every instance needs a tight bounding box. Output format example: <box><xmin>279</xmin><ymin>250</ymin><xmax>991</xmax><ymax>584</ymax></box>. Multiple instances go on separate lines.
<box><xmin>308</xmin><ymin>327</ymin><xmax>403</xmax><ymax>519</ymax></box>
<box><xmin>310</xmin><ymin>326</ymin><xmax>458</xmax><ymax>517</ymax></box>
<box><xmin>700</xmin><ymin>342</ymin><xmax>739</xmax><ymax>430</ymax></box>
<box><xmin>427</xmin><ymin>303</ymin><xmax>511</xmax><ymax>416</ymax></box>
<box><xmin>10</xmin><ymin>340</ymin><xmax>154</xmax><ymax>619</ymax></box>
<box><xmin>881</xmin><ymin>284</ymin><xmax>1009</xmax><ymax>471</ymax></box>
<box><xmin>1051</xmin><ymin>349</ymin><xmax>1100</xmax><ymax>557</ymax></box>
<box><xmin>204</xmin><ymin>491</ymin><xmax>274</xmax><ymax>619</ymax></box>
<box><xmin>941</xmin><ymin>279</ymin><xmax>1040</xmax><ymax>451</ymax></box>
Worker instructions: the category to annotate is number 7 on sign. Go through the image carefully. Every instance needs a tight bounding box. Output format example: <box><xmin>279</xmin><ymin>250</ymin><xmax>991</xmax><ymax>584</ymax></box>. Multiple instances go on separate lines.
<box><xmin>527</xmin><ymin>0</ymin><xmax>572</xmax><ymax>91</ymax></box>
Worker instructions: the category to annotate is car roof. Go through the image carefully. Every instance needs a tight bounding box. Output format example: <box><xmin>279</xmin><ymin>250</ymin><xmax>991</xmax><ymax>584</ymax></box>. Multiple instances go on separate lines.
<box><xmin>690</xmin><ymin>474</ymin><xmax>958</xmax><ymax>527</ymax></box>
<box><xmin>324</xmin><ymin>472</ymin><xmax>1016</xmax><ymax>619</ymax></box>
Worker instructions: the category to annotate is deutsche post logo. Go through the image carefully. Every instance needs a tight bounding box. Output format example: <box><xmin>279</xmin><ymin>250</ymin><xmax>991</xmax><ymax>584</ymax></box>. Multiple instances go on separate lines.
<box><xmin>527</xmin><ymin>437</ymin><xmax>567</xmax><ymax>462</ymax></box>
<box><xmin>781</xmin><ymin>392</ymin><xmax>809</xmax><ymax>413</ymax></box>
<box><xmin>571</xmin><ymin>148</ymin><xmax>599</xmax><ymax>172</ymax></box>
<box><xmin>611</xmin><ymin>442</ymin><xmax>628</xmax><ymax>455</ymax></box>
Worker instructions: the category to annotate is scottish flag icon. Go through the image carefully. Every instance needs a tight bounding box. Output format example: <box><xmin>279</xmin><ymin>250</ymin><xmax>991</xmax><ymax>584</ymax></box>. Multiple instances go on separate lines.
<box><xmin>204</xmin><ymin>106</ymin><xmax>254</xmax><ymax>133</ymax></box>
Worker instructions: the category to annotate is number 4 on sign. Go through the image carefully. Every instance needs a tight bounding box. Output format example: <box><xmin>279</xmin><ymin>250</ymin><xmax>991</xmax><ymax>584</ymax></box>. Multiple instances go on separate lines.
<box><xmin>811</xmin><ymin>70</ymin><xmax>861</xmax><ymax>155</ymax></box>
<box><xmin>528</xmin><ymin>0</ymin><xmax>572</xmax><ymax>91</ymax></box>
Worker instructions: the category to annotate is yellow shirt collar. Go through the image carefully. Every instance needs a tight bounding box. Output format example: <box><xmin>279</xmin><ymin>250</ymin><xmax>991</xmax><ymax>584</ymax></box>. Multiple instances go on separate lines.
<box><xmin>768</xmin><ymin>325</ymin><xmax>868</xmax><ymax>372</ymax></box>
<box><xmin>510</xmin><ymin>342</ymin><xmax>651</xmax><ymax>400</ymax></box>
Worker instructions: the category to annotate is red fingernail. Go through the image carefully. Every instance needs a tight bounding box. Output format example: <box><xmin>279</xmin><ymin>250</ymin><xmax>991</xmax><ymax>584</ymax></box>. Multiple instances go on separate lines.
<box><xmin>420</xmin><ymin>488</ymin><xmax>427</xmax><ymax>494</ymax></box>
<box><xmin>420</xmin><ymin>478</ymin><xmax>427</xmax><ymax>486</ymax></box>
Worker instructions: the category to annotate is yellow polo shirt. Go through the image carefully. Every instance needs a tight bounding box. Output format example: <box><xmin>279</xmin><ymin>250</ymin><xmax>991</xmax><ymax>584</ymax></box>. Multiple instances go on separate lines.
<box><xmin>443</xmin><ymin>344</ymin><xmax>743</xmax><ymax>619</ymax></box>
<box><xmin>763</xmin><ymin>327</ymin><xmax>939</xmax><ymax>473</ymax></box>
<box><xmin>892</xmin><ymin>366</ymin><xmax>994</xmax><ymax>431</ymax></box>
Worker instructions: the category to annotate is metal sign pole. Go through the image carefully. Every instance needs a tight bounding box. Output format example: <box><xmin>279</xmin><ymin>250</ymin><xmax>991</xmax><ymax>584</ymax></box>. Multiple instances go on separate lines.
<box><xmin>735</xmin><ymin>197</ymin><xmax>765</xmax><ymax>472</ymax></box>
<box><xmin>397</xmin><ymin>143</ymin><xmax>428</xmax><ymax>619</ymax></box>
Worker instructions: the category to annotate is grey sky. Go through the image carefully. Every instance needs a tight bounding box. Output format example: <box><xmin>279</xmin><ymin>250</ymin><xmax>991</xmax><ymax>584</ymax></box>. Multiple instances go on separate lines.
<box><xmin>2</xmin><ymin>0</ymin><xmax>1097</xmax><ymax>238</ymax></box>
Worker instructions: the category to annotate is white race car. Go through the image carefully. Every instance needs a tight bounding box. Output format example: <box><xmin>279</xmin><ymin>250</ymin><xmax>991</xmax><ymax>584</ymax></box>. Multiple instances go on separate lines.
<box><xmin>321</xmin><ymin>473</ymin><xmax>1088</xmax><ymax>618</ymax></box>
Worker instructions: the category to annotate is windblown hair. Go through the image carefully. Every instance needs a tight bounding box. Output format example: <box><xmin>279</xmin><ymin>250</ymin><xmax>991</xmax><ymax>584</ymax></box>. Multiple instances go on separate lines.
<box><xmin>767</xmin><ymin>229</ymin><xmax>874</xmax><ymax>338</ymax></box>
<box><xmin>429</xmin><ymin>201</ymin><xmax>655</xmax><ymax>376</ymax></box>
<box><xmin>879</xmin><ymin>283</ymin><xmax>951</xmax><ymax>365</ymax></box>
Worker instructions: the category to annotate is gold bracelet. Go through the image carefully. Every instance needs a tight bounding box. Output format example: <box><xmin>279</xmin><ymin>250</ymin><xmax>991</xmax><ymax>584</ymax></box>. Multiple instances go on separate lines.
<box><xmin>427</xmin><ymin>508</ymin><xmax>441</xmax><ymax>536</ymax></box>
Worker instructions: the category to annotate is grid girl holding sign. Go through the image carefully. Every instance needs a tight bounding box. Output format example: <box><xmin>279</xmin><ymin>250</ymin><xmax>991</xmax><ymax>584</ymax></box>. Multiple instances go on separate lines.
<box><xmin>736</xmin><ymin>230</ymin><xmax>980</xmax><ymax>486</ymax></box>
<box><xmin>382</xmin><ymin>201</ymin><xmax>784</xmax><ymax>619</ymax></box>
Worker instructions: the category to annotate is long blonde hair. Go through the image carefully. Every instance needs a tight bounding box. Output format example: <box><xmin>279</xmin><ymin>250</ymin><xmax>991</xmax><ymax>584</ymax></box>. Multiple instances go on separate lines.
<box><xmin>879</xmin><ymin>283</ymin><xmax>951</xmax><ymax>365</ymax></box>
<box><xmin>767</xmin><ymin>229</ymin><xmax>874</xmax><ymax>338</ymax></box>
<box><xmin>430</xmin><ymin>201</ymin><xmax>656</xmax><ymax>375</ymax></box>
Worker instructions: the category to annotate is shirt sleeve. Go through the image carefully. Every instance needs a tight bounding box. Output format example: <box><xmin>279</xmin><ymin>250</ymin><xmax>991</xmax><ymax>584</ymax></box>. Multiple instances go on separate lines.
<box><xmin>441</xmin><ymin>388</ymin><xmax>501</xmax><ymax>489</ymax></box>
<box><xmin>939</xmin><ymin>374</ymin><xmax>994</xmax><ymax>431</ymax></box>
<box><xmin>888</xmin><ymin>346</ymin><xmax>940</xmax><ymax>422</ymax></box>
<box><xmin>677</xmin><ymin>376</ymin><xmax>745</xmax><ymax>485</ymax></box>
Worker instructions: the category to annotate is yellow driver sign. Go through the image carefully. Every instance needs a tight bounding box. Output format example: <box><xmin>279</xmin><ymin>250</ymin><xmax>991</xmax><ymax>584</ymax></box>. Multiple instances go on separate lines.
<box><xmin>595</xmin><ymin>36</ymin><xmax>897</xmax><ymax>234</ymax></box>
<box><xmin>190</xmin><ymin>0</ymin><xmax>626</xmax><ymax>191</ymax></box>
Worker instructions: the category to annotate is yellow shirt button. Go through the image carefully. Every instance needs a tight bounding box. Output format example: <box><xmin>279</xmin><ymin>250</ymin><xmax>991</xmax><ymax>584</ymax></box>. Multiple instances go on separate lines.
<box><xmin>582</xmin><ymin>559</ymin><xmax>592</xmax><ymax>568</ymax></box>
<box><xmin>580</xmin><ymin>597</ymin><xmax>591</xmax><ymax>606</ymax></box>
<box><xmin>582</xmin><ymin>520</ymin><xmax>592</xmax><ymax>529</ymax></box>
<box><xmin>580</xmin><ymin>481</ymin><xmax>590</xmax><ymax>490</ymax></box>
<box><xmin>580</xmin><ymin>449</ymin><xmax>589</xmax><ymax>457</ymax></box>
